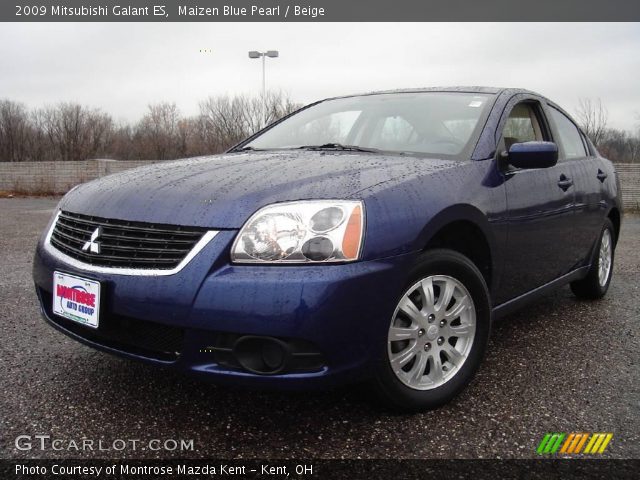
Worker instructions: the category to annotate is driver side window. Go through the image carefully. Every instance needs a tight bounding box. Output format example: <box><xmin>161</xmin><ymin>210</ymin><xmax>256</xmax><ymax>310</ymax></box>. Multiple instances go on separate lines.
<box><xmin>502</xmin><ymin>103</ymin><xmax>544</xmax><ymax>150</ymax></box>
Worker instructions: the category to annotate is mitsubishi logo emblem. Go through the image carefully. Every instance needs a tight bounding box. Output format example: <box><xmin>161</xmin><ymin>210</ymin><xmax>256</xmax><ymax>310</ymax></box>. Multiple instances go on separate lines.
<box><xmin>82</xmin><ymin>227</ymin><xmax>102</xmax><ymax>254</ymax></box>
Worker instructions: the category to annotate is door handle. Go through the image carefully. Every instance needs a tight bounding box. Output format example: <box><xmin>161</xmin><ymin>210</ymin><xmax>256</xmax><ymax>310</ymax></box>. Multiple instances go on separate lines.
<box><xmin>597</xmin><ymin>169</ymin><xmax>608</xmax><ymax>182</ymax></box>
<box><xmin>557</xmin><ymin>175</ymin><xmax>573</xmax><ymax>191</ymax></box>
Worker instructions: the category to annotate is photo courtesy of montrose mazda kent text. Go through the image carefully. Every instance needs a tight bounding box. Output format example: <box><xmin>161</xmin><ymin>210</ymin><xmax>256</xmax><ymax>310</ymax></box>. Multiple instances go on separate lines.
<box><xmin>33</xmin><ymin>87</ymin><xmax>621</xmax><ymax>411</ymax></box>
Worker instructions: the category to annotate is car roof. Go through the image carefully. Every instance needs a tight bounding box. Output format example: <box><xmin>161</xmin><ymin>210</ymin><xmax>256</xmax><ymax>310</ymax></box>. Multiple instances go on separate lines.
<box><xmin>326</xmin><ymin>86</ymin><xmax>543</xmax><ymax>100</ymax></box>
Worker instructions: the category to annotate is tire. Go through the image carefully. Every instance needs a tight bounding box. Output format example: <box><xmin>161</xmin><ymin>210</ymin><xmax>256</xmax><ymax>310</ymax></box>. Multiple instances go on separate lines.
<box><xmin>372</xmin><ymin>249</ymin><xmax>491</xmax><ymax>412</ymax></box>
<box><xmin>570</xmin><ymin>219</ymin><xmax>615</xmax><ymax>300</ymax></box>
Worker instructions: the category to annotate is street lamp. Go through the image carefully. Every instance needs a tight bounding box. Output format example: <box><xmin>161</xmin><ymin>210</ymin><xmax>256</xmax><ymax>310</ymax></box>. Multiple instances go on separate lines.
<box><xmin>248</xmin><ymin>50</ymin><xmax>279</xmax><ymax>97</ymax></box>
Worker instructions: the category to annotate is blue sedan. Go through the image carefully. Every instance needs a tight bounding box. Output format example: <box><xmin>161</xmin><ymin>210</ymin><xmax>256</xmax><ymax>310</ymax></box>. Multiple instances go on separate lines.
<box><xmin>33</xmin><ymin>87</ymin><xmax>621</xmax><ymax>410</ymax></box>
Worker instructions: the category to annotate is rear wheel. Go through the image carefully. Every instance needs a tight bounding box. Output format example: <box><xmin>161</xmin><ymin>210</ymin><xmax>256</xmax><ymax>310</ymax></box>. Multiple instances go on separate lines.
<box><xmin>373</xmin><ymin>249</ymin><xmax>491</xmax><ymax>411</ymax></box>
<box><xmin>570</xmin><ymin>219</ymin><xmax>615</xmax><ymax>300</ymax></box>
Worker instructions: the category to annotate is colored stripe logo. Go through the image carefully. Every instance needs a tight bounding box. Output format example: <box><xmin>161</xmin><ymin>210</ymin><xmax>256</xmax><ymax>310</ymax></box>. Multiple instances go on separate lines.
<box><xmin>537</xmin><ymin>433</ymin><xmax>613</xmax><ymax>454</ymax></box>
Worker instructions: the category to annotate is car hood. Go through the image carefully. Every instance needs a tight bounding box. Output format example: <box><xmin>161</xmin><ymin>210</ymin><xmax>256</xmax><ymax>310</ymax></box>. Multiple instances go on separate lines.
<box><xmin>60</xmin><ymin>151</ymin><xmax>457</xmax><ymax>228</ymax></box>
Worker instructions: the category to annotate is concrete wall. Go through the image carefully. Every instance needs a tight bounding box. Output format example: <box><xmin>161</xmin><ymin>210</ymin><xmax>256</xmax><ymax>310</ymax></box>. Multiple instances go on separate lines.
<box><xmin>0</xmin><ymin>159</ymin><xmax>165</xmax><ymax>194</ymax></box>
<box><xmin>1</xmin><ymin>159</ymin><xmax>639</xmax><ymax>210</ymax></box>
<box><xmin>616</xmin><ymin>163</ymin><xmax>640</xmax><ymax>211</ymax></box>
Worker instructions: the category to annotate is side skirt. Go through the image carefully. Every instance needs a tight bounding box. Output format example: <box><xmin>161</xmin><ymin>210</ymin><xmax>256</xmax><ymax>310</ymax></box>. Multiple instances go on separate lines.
<box><xmin>492</xmin><ymin>265</ymin><xmax>591</xmax><ymax>320</ymax></box>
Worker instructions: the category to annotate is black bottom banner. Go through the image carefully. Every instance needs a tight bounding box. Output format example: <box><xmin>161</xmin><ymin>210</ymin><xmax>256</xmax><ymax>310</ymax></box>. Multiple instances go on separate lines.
<box><xmin>1</xmin><ymin>459</ymin><xmax>639</xmax><ymax>480</ymax></box>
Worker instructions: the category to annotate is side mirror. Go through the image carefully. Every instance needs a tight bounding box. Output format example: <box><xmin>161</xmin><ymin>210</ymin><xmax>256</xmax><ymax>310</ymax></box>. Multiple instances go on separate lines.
<box><xmin>507</xmin><ymin>141</ymin><xmax>558</xmax><ymax>169</ymax></box>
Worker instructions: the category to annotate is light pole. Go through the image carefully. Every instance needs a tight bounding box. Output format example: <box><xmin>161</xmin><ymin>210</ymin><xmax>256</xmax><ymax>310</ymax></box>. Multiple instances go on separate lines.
<box><xmin>248</xmin><ymin>50</ymin><xmax>279</xmax><ymax>97</ymax></box>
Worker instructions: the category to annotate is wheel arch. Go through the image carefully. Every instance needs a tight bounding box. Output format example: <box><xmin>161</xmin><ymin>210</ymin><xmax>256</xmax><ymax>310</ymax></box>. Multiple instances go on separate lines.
<box><xmin>417</xmin><ymin>205</ymin><xmax>497</xmax><ymax>294</ymax></box>
<box><xmin>607</xmin><ymin>207</ymin><xmax>621</xmax><ymax>246</ymax></box>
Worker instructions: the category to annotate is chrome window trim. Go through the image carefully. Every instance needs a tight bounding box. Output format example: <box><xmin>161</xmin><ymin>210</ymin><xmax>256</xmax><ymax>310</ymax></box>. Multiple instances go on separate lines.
<box><xmin>44</xmin><ymin>211</ymin><xmax>218</xmax><ymax>276</ymax></box>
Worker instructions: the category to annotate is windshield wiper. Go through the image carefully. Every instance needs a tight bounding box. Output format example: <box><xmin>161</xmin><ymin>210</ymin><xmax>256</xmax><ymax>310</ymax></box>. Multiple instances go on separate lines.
<box><xmin>232</xmin><ymin>145</ymin><xmax>262</xmax><ymax>152</ymax></box>
<box><xmin>297</xmin><ymin>143</ymin><xmax>379</xmax><ymax>153</ymax></box>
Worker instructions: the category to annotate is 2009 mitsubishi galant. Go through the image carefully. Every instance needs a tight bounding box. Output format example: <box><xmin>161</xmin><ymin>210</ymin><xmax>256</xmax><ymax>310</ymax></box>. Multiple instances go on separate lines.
<box><xmin>33</xmin><ymin>87</ymin><xmax>621</xmax><ymax>411</ymax></box>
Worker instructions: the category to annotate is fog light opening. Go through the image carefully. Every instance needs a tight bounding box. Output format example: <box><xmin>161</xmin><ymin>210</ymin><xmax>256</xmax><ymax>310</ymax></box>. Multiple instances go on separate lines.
<box><xmin>262</xmin><ymin>341</ymin><xmax>285</xmax><ymax>370</ymax></box>
<box><xmin>233</xmin><ymin>336</ymin><xmax>291</xmax><ymax>375</ymax></box>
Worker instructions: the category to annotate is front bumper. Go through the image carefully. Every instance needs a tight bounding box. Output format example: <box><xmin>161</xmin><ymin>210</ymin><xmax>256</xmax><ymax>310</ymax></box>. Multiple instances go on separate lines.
<box><xmin>33</xmin><ymin>228</ymin><xmax>414</xmax><ymax>389</ymax></box>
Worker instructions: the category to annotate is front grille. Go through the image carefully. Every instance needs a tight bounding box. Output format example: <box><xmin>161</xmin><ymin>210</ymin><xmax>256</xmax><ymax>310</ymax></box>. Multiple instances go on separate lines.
<box><xmin>50</xmin><ymin>210</ymin><xmax>206</xmax><ymax>270</ymax></box>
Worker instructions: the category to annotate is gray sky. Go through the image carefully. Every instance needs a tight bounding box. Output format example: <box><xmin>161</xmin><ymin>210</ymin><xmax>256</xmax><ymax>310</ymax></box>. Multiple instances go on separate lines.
<box><xmin>1</xmin><ymin>22</ymin><xmax>638</xmax><ymax>130</ymax></box>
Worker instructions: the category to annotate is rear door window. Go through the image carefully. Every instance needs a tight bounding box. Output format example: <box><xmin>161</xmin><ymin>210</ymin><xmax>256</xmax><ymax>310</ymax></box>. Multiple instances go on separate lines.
<box><xmin>548</xmin><ymin>107</ymin><xmax>588</xmax><ymax>159</ymax></box>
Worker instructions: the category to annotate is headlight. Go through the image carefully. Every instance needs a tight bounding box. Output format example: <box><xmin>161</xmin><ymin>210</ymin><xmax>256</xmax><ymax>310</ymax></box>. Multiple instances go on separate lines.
<box><xmin>231</xmin><ymin>200</ymin><xmax>364</xmax><ymax>263</ymax></box>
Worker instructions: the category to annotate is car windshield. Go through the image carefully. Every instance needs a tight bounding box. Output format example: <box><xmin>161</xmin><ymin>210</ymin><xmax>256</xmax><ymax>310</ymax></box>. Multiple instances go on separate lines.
<box><xmin>242</xmin><ymin>92</ymin><xmax>493</xmax><ymax>158</ymax></box>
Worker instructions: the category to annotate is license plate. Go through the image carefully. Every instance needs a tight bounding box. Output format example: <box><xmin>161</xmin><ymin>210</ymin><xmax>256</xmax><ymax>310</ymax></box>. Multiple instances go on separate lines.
<box><xmin>52</xmin><ymin>271</ymin><xmax>101</xmax><ymax>328</ymax></box>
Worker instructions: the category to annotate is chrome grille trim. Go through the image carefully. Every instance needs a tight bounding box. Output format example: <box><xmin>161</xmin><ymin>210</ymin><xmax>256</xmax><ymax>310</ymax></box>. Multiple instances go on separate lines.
<box><xmin>44</xmin><ymin>211</ymin><xmax>218</xmax><ymax>276</ymax></box>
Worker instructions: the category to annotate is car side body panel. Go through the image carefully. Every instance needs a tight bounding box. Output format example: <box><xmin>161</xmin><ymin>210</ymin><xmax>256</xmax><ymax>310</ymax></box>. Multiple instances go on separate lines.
<box><xmin>350</xmin><ymin>158</ymin><xmax>508</xmax><ymax>299</ymax></box>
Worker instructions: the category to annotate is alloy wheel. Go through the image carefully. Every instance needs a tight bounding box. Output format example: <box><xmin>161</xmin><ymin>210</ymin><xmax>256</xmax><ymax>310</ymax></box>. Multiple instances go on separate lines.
<box><xmin>387</xmin><ymin>275</ymin><xmax>476</xmax><ymax>390</ymax></box>
<box><xmin>598</xmin><ymin>229</ymin><xmax>613</xmax><ymax>287</ymax></box>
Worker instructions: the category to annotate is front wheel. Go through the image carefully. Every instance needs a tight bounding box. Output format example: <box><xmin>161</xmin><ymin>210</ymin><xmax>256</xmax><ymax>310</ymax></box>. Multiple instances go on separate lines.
<box><xmin>372</xmin><ymin>249</ymin><xmax>491</xmax><ymax>412</ymax></box>
<box><xmin>570</xmin><ymin>219</ymin><xmax>615</xmax><ymax>300</ymax></box>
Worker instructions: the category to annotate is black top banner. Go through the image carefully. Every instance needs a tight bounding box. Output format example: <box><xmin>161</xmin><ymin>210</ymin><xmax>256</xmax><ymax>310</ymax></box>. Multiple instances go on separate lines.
<box><xmin>3</xmin><ymin>0</ymin><xmax>640</xmax><ymax>22</ymax></box>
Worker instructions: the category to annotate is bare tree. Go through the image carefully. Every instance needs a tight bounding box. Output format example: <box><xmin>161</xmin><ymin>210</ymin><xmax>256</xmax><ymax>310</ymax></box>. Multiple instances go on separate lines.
<box><xmin>575</xmin><ymin>98</ymin><xmax>608</xmax><ymax>147</ymax></box>
<box><xmin>134</xmin><ymin>102</ymin><xmax>184</xmax><ymax>160</ymax></box>
<box><xmin>198</xmin><ymin>90</ymin><xmax>300</xmax><ymax>153</ymax></box>
<box><xmin>627</xmin><ymin>136</ymin><xmax>640</xmax><ymax>163</ymax></box>
<box><xmin>0</xmin><ymin>93</ymin><xmax>301</xmax><ymax>162</ymax></box>
<box><xmin>198</xmin><ymin>95</ymin><xmax>252</xmax><ymax>152</ymax></box>
<box><xmin>243</xmin><ymin>90</ymin><xmax>300</xmax><ymax>134</ymax></box>
<box><xmin>26</xmin><ymin>109</ymin><xmax>49</xmax><ymax>162</ymax></box>
<box><xmin>0</xmin><ymin>100</ymin><xmax>33</xmax><ymax>162</ymax></box>
<box><xmin>597</xmin><ymin>128</ymin><xmax>640</xmax><ymax>164</ymax></box>
<box><xmin>108</xmin><ymin>123</ymin><xmax>136</xmax><ymax>160</ymax></box>
<box><xmin>35</xmin><ymin>103</ymin><xmax>114</xmax><ymax>161</ymax></box>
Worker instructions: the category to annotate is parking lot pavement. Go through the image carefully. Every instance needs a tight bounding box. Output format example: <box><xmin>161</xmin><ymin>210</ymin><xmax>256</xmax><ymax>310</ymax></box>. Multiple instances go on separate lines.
<box><xmin>1</xmin><ymin>197</ymin><xmax>638</xmax><ymax>460</ymax></box>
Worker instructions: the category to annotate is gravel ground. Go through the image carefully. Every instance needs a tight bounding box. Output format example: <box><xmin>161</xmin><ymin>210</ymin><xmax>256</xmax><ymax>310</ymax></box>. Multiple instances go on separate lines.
<box><xmin>1</xmin><ymin>197</ymin><xmax>638</xmax><ymax>460</ymax></box>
